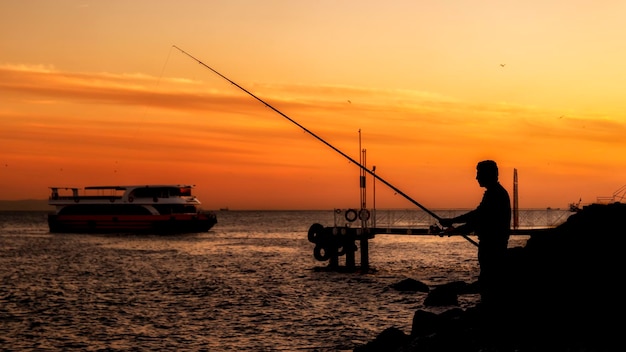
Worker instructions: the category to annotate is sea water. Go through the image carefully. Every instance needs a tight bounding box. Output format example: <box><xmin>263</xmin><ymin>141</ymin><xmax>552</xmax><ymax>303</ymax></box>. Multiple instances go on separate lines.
<box><xmin>0</xmin><ymin>209</ymin><xmax>572</xmax><ymax>351</ymax></box>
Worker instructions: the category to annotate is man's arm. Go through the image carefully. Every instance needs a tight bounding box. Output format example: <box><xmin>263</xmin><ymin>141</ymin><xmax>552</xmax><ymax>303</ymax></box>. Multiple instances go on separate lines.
<box><xmin>439</xmin><ymin>209</ymin><xmax>477</xmax><ymax>227</ymax></box>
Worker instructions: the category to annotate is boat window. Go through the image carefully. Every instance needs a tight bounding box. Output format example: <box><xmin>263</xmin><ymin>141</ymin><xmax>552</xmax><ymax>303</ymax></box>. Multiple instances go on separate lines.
<box><xmin>132</xmin><ymin>187</ymin><xmax>181</xmax><ymax>198</ymax></box>
<box><xmin>133</xmin><ymin>188</ymin><xmax>158</xmax><ymax>198</ymax></box>
<box><xmin>154</xmin><ymin>204</ymin><xmax>198</xmax><ymax>214</ymax></box>
<box><xmin>58</xmin><ymin>204</ymin><xmax>152</xmax><ymax>215</ymax></box>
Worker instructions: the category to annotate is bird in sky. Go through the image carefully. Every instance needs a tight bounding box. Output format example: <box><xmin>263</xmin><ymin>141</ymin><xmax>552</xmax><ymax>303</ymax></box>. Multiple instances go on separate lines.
<box><xmin>500</xmin><ymin>64</ymin><xmax>506</xmax><ymax>67</ymax></box>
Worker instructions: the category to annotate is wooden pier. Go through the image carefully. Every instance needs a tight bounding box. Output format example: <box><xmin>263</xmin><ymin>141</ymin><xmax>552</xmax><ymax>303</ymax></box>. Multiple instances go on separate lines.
<box><xmin>308</xmin><ymin>208</ymin><xmax>562</xmax><ymax>272</ymax></box>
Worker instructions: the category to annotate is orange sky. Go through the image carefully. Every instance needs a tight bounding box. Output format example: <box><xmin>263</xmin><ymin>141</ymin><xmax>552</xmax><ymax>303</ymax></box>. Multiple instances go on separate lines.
<box><xmin>1</xmin><ymin>1</ymin><xmax>625</xmax><ymax>210</ymax></box>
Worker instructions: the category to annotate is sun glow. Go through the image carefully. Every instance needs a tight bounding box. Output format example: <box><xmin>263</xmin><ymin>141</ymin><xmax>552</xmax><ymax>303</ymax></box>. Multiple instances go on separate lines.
<box><xmin>1</xmin><ymin>1</ymin><xmax>625</xmax><ymax>210</ymax></box>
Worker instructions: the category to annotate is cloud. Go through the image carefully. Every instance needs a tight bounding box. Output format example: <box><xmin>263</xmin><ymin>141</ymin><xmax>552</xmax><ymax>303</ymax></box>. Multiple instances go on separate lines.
<box><xmin>1</xmin><ymin>64</ymin><xmax>624</xmax><ymax>209</ymax></box>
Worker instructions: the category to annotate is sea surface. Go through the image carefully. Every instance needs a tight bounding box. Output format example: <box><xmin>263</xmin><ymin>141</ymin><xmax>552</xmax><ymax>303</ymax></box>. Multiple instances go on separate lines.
<box><xmin>0</xmin><ymin>209</ymin><xmax>573</xmax><ymax>351</ymax></box>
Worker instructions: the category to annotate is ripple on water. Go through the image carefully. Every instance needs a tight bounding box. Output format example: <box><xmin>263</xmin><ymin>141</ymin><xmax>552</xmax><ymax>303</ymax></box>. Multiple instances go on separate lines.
<box><xmin>1</xmin><ymin>212</ymin><xmax>486</xmax><ymax>351</ymax></box>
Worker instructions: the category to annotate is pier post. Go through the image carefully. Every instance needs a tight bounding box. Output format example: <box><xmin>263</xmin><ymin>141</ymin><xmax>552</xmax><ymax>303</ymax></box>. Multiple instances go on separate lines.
<box><xmin>329</xmin><ymin>249</ymin><xmax>339</xmax><ymax>269</ymax></box>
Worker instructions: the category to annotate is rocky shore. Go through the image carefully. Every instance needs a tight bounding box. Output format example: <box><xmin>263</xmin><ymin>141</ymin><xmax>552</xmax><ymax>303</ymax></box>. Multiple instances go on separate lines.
<box><xmin>355</xmin><ymin>202</ymin><xmax>625</xmax><ymax>352</ymax></box>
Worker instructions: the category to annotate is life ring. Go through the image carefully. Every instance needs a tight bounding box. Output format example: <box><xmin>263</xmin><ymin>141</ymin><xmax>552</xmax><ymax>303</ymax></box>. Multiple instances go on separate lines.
<box><xmin>359</xmin><ymin>208</ymin><xmax>371</xmax><ymax>221</ymax></box>
<box><xmin>128</xmin><ymin>196</ymin><xmax>134</xmax><ymax>203</ymax></box>
<box><xmin>334</xmin><ymin>208</ymin><xmax>342</xmax><ymax>214</ymax></box>
<box><xmin>307</xmin><ymin>223</ymin><xmax>326</xmax><ymax>244</ymax></box>
<box><xmin>345</xmin><ymin>209</ymin><xmax>358</xmax><ymax>222</ymax></box>
<box><xmin>313</xmin><ymin>245</ymin><xmax>331</xmax><ymax>261</ymax></box>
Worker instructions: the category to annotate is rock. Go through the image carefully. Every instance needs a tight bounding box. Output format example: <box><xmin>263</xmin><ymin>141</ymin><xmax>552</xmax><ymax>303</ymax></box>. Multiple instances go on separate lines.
<box><xmin>410</xmin><ymin>309</ymin><xmax>439</xmax><ymax>337</ymax></box>
<box><xmin>423</xmin><ymin>282</ymin><xmax>461</xmax><ymax>307</ymax></box>
<box><xmin>390</xmin><ymin>278</ymin><xmax>430</xmax><ymax>292</ymax></box>
<box><xmin>355</xmin><ymin>202</ymin><xmax>626</xmax><ymax>352</ymax></box>
<box><xmin>353</xmin><ymin>327</ymin><xmax>409</xmax><ymax>352</ymax></box>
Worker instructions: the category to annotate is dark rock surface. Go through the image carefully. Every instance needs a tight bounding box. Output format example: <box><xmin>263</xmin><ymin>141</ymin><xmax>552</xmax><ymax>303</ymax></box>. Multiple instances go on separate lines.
<box><xmin>355</xmin><ymin>202</ymin><xmax>625</xmax><ymax>352</ymax></box>
<box><xmin>389</xmin><ymin>278</ymin><xmax>430</xmax><ymax>293</ymax></box>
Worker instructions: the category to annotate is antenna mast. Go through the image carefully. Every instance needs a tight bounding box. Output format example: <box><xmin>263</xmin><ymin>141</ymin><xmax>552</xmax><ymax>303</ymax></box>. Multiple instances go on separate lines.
<box><xmin>513</xmin><ymin>168</ymin><xmax>519</xmax><ymax>230</ymax></box>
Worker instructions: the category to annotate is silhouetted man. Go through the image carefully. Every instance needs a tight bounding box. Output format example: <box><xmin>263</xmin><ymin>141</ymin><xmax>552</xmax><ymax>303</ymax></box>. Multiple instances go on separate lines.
<box><xmin>439</xmin><ymin>160</ymin><xmax>511</xmax><ymax>308</ymax></box>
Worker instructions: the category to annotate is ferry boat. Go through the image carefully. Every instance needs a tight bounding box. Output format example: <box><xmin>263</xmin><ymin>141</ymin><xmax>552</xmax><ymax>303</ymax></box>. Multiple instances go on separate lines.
<box><xmin>47</xmin><ymin>184</ymin><xmax>217</xmax><ymax>234</ymax></box>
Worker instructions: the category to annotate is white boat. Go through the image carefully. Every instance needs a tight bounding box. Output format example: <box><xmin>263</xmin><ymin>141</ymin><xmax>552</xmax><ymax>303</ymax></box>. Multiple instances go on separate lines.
<box><xmin>47</xmin><ymin>184</ymin><xmax>217</xmax><ymax>233</ymax></box>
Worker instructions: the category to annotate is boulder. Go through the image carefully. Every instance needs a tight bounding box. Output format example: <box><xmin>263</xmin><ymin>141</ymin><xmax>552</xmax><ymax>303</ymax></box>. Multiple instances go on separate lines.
<box><xmin>423</xmin><ymin>284</ymin><xmax>459</xmax><ymax>307</ymax></box>
<box><xmin>356</xmin><ymin>202</ymin><xmax>626</xmax><ymax>351</ymax></box>
<box><xmin>389</xmin><ymin>278</ymin><xmax>430</xmax><ymax>293</ymax></box>
<box><xmin>353</xmin><ymin>327</ymin><xmax>409</xmax><ymax>352</ymax></box>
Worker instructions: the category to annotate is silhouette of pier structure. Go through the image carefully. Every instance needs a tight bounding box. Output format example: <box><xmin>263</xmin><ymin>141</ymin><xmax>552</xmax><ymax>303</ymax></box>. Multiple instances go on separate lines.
<box><xmin>307</xmin><ymin>207</ymin><xmax>574</xmax><ymax>272</ymax></box>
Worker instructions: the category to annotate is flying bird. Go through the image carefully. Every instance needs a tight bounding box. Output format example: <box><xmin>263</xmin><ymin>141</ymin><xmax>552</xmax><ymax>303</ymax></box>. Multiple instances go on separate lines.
<box><xmin>500</xmin><ymin>64</ymin><xmax>506</xmax><ymax>67</ymax></box>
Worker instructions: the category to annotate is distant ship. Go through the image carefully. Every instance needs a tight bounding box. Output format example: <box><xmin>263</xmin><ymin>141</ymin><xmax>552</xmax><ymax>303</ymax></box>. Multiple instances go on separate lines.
<box><xmin>47</xmin><ymin>184</ymin><xmax>217</xmax><ymax>234</ymax></box>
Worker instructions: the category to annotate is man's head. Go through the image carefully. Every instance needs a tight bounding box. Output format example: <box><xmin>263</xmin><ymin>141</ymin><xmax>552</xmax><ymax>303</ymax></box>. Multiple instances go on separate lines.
<box><xmin>476</xmin><ymin>160</ymin><xmax>499</xmax><ymax>187</ymax></box>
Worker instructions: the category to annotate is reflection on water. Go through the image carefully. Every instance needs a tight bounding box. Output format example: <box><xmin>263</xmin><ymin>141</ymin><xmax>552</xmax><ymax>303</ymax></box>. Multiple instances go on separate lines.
<box><xmin>0</xmin><ymin>209</ymin><xmax>572</xmax><ymax>351</ymax></box>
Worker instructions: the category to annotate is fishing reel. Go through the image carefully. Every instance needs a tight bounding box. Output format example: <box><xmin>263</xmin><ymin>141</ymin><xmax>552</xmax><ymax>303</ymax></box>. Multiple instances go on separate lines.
<box><xmin>429</xmin><ymin>224</ymin><xmax>457</xmax><ymax>237</ymax></box>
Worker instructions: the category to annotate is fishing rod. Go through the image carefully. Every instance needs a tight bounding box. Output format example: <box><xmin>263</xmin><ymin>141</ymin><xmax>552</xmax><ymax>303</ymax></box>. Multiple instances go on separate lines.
<box><xmin>172</xmin><ymin>45</ymin><xmax>443</xmax><ymax>222</ymax></box>
<box><xmin>173</xmin><ymin>46</ymin><xmax>479</xmax><ymax>246</ymax></box>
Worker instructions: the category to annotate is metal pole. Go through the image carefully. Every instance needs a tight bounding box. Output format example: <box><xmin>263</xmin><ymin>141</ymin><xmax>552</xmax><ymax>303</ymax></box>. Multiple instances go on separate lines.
<box><xmin>372</xmin><ymin>165</ymin><xmax>376</xmax><ymax>228</ymax></box>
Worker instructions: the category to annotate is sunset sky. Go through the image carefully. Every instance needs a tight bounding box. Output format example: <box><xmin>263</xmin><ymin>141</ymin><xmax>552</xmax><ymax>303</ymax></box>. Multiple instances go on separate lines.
<box><xmin>1</xmin><ymin>1</ymin><xmax>625</xmax><ymax>211</ymax></box>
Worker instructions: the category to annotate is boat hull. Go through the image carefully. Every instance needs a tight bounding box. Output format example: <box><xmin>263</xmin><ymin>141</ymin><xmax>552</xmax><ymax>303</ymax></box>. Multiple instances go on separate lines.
<box><xmin>48</xmin><ymin>213</ymin><xmax>217</xmax><ymax>234</ymax></box>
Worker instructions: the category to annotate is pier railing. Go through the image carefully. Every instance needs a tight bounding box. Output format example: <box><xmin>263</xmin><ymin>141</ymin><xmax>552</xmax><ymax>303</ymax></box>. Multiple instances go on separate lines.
<box><xmin>330</xmin><ymin>208</ymin><xmax>575</xmax><ymax>231</ymax></box>
<box><xmin>310</xmin><ymin>207</ymin><xmax>576</xmax><ymax>272</ymax></box>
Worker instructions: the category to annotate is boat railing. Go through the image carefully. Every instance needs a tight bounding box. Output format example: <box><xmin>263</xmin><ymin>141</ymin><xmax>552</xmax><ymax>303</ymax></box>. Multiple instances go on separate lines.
<box><xmin>50</xmin><ymin>195</ymin><xmax>123</xmax><ymax>201</ymax></box>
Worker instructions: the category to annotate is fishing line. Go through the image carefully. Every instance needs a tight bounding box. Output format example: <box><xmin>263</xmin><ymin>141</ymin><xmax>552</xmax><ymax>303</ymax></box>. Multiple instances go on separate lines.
<box><xmin>118</xmin><ymin>46</ymin><xmax>176</xmax><ymax>178</ymax></box>
<box><xmin>131</xmin><ymin>46</ymin><xmax>174</xmax><ymax>139</ymax></box>
<box><xmin>172</xmin><ymin>45</ymin><xmax>442</xmax><ymax>221</ymax></box>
